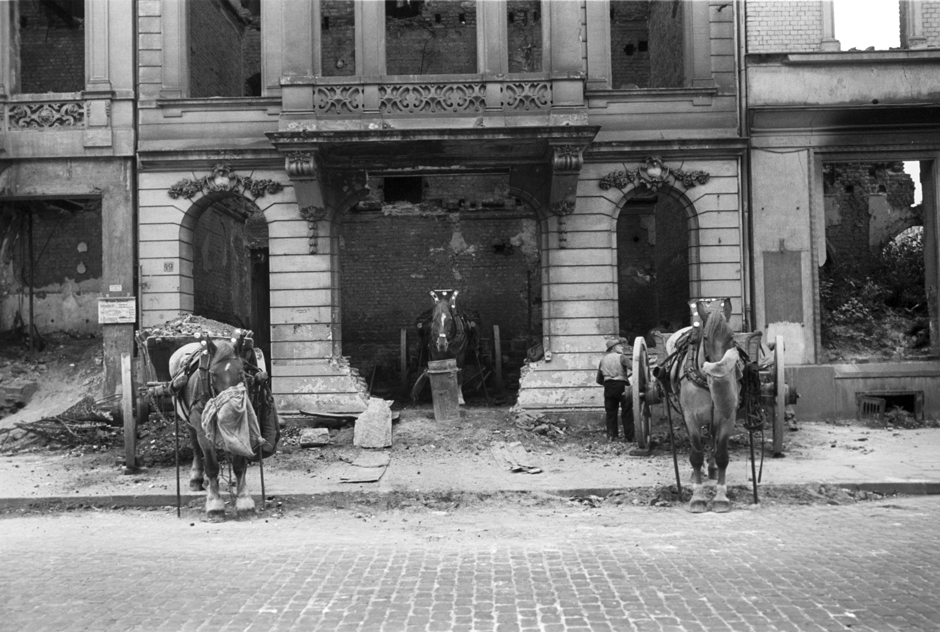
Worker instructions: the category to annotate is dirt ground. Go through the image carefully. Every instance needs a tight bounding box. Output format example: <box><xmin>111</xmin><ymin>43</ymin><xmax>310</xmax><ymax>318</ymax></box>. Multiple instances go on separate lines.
<box><xmin>1</xmin><ymin>333</ymin><xmax>936</xmax><ymax>512</ymax></box>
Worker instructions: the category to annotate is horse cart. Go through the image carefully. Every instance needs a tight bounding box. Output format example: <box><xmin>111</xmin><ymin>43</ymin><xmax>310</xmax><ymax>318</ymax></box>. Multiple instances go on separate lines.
<box><xmin>629</xmin><ymin>300</ymin><xmax>799</xmax><ymax>506</ymax></box>
<box><xmin>133</xmin><ymin>326</ymin><xmax>277</xmax><ymax>517</ymax></box>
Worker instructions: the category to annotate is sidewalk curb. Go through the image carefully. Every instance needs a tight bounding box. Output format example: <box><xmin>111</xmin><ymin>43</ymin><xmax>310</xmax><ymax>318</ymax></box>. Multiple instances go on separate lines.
<box><xmin>1</xmin><ymin>481</ymin><xmax>937</xmax><ymax>512</ymax></box>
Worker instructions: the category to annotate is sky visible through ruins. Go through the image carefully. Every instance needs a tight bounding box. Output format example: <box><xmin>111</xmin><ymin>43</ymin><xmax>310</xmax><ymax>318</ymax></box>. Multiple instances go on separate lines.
<box><xmin>834</xmin><ymin>0</ymin><xmax>922</xmax><ymax>203</ymax></box>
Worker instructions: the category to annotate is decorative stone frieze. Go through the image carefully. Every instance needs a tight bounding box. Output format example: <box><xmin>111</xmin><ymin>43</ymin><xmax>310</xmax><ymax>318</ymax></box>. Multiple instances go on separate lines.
<box><xmin>503</xmin><ymin>82</ymin><xmax>552</xmax><ymax>110</ymax></box>
<box><xmin>550</xmin><ymin>200</ymin><xmax>576</xmax><ymax>249</ymax></box>
<box><xmin>379</xmin><ymin>83</ymin><xmax>486</xmax><ymax>114</ymax></box>
<box><xmin>599</xmin><ymin>156</ymin><xmax>710</xmax><ymax>193</ymax></box>
<box><xmin>314</xmin><ymin>86</ymin><xmax>363</xmax><ymax>115</ymax></box>
<box><xmin>8</xmin><ymin>102</ymin><xmax>85</xmax><ymax>129</ymax></box>
<box><xmin>167</xmin><ymin>164</ymin><xmax>283</xmax><ymax>200</ymax></box>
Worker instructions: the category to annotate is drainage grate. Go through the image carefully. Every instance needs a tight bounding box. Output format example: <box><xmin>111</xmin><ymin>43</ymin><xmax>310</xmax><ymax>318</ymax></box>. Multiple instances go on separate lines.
<box><xmin>857</xmin><ymin>396</ymin><xmax>886</xmax><ymax>423</ymax></box>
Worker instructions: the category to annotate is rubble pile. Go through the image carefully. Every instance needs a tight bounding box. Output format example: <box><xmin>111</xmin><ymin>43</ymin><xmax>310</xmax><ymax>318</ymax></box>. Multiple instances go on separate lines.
<box><xmin>138</xmin><ymin>314</ymin><xmax>246</xmax><ymax>340</ymax></box>
<box><xmin>509</xmin><ymin>406</ymin><xmax>567</xmax><ymax>439</ymax></box>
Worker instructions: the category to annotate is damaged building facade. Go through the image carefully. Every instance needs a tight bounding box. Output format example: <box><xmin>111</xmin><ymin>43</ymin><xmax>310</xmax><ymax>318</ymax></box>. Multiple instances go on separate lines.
<box><xmin>2</xmin><ymin>0</ymin><xmax>940</xmax><ymax>419</ymax></box>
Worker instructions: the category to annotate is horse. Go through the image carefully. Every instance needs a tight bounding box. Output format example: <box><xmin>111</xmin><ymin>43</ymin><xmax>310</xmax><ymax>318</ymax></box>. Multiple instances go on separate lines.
<box><xmin>415</xmin><ymin>289</ymin><xmax>477</xmax><ymax>404</ymax></box>
<box><xmin>665</xmin><ymin>298</ymin><xmax>741</xmax><ymax>513</ymax></box>
<box><xmin>168</xmin><ymin>336</ymin><xmax>272</xmax><ymax>519</ymax></box>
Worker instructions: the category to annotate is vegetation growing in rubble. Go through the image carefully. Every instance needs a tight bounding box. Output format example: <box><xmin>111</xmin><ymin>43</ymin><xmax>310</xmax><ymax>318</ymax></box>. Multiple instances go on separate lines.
<box><xmin>820</xmin><ymin>227</ymin><xmax>929</xmax><ymax>362</ymax></box>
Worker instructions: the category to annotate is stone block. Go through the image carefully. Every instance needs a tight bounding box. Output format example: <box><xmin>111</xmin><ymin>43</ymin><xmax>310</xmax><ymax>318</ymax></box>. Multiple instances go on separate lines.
<box><xmin>299</xmin><ymin>428</ymin><xmax>331</xmax><ymax>447</ymax></box>
<box><xmin>1</xmin><ymin>380</ymin><xmax>38</xmax><ymax>405</ymax></box>
<box><xmin>353</xmin><ymin>397</ymin><xmax>392</xmax><ymax>449</ymax></box>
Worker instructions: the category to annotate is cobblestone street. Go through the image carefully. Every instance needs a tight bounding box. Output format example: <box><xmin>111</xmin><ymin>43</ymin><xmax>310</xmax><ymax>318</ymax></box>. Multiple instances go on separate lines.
<box><xmin>1</xmin><ymin>496</ymin><xmax>938</xmax><ymax>632</ymax></box>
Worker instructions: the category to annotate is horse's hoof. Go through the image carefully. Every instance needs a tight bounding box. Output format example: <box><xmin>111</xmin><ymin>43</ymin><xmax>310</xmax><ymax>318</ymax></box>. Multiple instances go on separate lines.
<box><xmin>189</xmin><ymin>479</ymin><xmax>204</xmax><ymax>492</ymax></box>
<box><xmin>689</xmin><ymin>500</ymin><xmax>708</xmax><ymax>514</ymax></box>
<box><xmin>712</xmin><ymin>500</ymin><xmax>732</xmax><ymax>513</ymax></box>
<box><xmin>235</xmin><ymin>497</ymin><xmax>256</xmax><ymax>515</ymax></box>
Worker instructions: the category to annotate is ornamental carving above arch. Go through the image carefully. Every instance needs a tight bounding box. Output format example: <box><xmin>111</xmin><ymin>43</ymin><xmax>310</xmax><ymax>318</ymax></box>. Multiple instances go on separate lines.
<box><xmin>167</xmin><ymin>164</ymin><xmax>284</xmax><ymax>200</ymax></box>
<box><xmin>598</xmin><ymin>156</ymin><xmax>710</xmax><ymax>193</ymax></box>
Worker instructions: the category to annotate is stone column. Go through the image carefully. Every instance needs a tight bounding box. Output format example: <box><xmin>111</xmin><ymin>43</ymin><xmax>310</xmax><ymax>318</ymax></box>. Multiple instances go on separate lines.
<box><xmin>923</xmin><ymin>159</ymin><xmax>939</xmax><ymax>353</ymax></box>
<box><xmin>478</xmin><ymin>0</ymin><xmax>507</xmax><ymax>75</ymax></box>
<box><xmin>85</xmin><ymin>0</ymin><xmax>112</xmax><ymax>93</ymax></box>
<box><xmin>160</xmin><ymin>0</ymin><xmax>189</xmax><ymax>98</ymax></box>
<box><xmin>584</xmin><ymin>0</ymin><xmax>612</xmax><ymax>90</ymax></box>
<box><xmin>546</xmin><ymin>0</ymin><xmax>584</xmax><ymax>109</ymax></box>
<box><xmin>684</xmin><ymin>0</ymin><xmax>716</xmax><ymax>87</ymax></box>
<box><xmin>0</xmin><ymin>1</ymin><xmax>12</xmax><ymax>97</ymax></box>
<box><xmin>281</xmin><ymin>1</ymin><xmax>315</xmax><ymax>77</ymax></box>
<box><xmin>820</xmin><ymin>0</ymin><xmax>841</xmax><ymax>52</ymax></box>
<box><xmin>261</xmin><ymin>1</ymin><xmax>285</xmax><ymax>95</ymax></box>
<box><xmin>904</xmin><ymin>0</ymin><xmax>927</xmax><ymax>49</ymax></box>
<box><xmin>356</xmin><ymin>0</ymin><xmax>386</xmax><ymax>75</ymax></box>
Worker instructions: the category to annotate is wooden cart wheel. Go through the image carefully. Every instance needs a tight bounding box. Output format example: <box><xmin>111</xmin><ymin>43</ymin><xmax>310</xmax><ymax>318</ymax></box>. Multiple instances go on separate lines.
<box><xmin>136</xmin><ymin>393</ymin><xmax>150</xmax><ymax>430</ymax></box>
<box><xmin>632</xmin><ymin>337</ymin><xmax>652</xmax><ymax>450</ymax></box>
<box><xmin>772</xmin><ymin>335</ymin><xmax>786</xmax><ymax>456</ymax></box>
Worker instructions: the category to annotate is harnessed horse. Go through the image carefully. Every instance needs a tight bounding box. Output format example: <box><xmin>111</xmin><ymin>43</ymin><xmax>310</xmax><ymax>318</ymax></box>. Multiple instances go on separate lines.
<box><xmin>415</xmin><ymin>290</ymin><xmax>477</xmax><ymax>404</ymax></box>
<box><xmin>168</xmin><ymin>336</ymin><xmax>274</xmax><ymax>519</ymax></box>
<box><xmin>664</xmin><ymin>298</ymin><xmax>742</xmax><ymax>513</ymax></box>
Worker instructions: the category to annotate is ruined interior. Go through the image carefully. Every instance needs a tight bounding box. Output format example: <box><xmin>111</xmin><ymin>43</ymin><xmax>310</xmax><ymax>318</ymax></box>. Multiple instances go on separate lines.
<box><xmin>188</xmin><ymin>0</ymin><xmax>261</xmax><ymax>97</ymax></box>
<box><xmin>819</xmin><ymin>161</ymin><xmax>927</xmax><ymax>367</ymax></box>
<box><xmin>14</xmin><ymin>0</ymin><xmax>85</xmax><ymax>94</ymax></box>
<box><xmin>190</xmin><ymin>196</ymin><xmax>270</xmax><ymax>360</ymax></box>
<box><xmin>617</xmin><ymin>194</ymin><xmax>692</xmax><ymax>345</ymax></box>
<box><xmin>339</xmin><ymin>173</ymin><xmax>541</xmax><ymax>401</ymax></box>
<box><xmin>0</xmin><ymin>199</ymin><xmax>102</xmax><ymax>340</ymax></box>
<box><xmin>385</xmin><ymin>0</ymin><xmax>478</xmax><ymax>75</ymax></box>
<box><xmin>609</xmin><ymin>0</ymin><xmax>685</xmax><ymax>90</ymax></box>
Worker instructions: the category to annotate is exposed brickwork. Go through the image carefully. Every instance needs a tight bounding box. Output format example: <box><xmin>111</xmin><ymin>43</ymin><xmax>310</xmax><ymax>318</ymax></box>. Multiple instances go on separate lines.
<box><xmin>16</xmin><ymin>0</ymin><xmax>84</xmax><ymax>93</ymax></box>
<box><xmin>339</xmin><ymin>204</ymin><xmax>540</xmax><ymax>374</ymax></box>
<box><xmin>386</xmin><ymin>1</ymin><xmax>478</xmax><ymax>75</ymax></box>
<box><xmin>919</xmin><ymin>0</ymin><xmax>940</xmax><ymax>47</ymax></box>
<box><xmin>321</xmin><ymin>0</ymin><xmax>356</xmax><ymax>77</ymax></box>
<box><xmin>7</xmin><ymin>203</ymin><xmax>103</xmax><ymax>289</ymax></box>
<box><xmin>648</xmin><ymin>0</ymin><xmax>684</xmax><ymax>89</ymax></box>
<box><xmin>507</xmin><ymin>0</ymin><xmax>543</xmax><ymax>73</ymax></box>
<box><xmin>192</xmin><ymin>208</ymin><xmax>253</xmax><ymax>329</ymax></box>
<box><xmin>610</xmin><ymin>0</ymin><xmax>651</xmax><ymax>89</ymax></box>
<box><xmin>746</xmin><ymin>0</ymin><xmax>823</xmax><ymax>53</ymax></box>
<box><xmin>823</xmin><ymin>162</ymin><xmax>917</xmax><ymax>272</ymax></box>
<box><xmin>189</xmin><ymin>0</ymin><xmax>247</xmax><ymax>98</ymax></box>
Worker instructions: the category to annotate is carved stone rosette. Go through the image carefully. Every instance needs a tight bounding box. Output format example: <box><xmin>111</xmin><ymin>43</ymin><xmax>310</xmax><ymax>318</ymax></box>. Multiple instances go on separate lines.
<box><xmin>8</xmin><ymin>102</ymin><xmax>85</xmax><ymax>129</ymax></box>
<box><xmin>167</xmin><ymin>164</ymin><xmax>283</xmax><ymax>200</ymax></box>
<box><xmin>599</xmin><ymin>156</ymin><xmax>710</xmax><ymax>193</ymax></box>
<box><xmin>300</xmin><ymin>205</ymin><xmax>328</xmax><ymax>254</ymax></box>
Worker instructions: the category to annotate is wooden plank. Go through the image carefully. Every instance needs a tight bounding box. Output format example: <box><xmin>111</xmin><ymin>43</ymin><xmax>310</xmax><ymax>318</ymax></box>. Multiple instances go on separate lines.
<box><xmin>122</xmin><ymin>353</ymin><xmax>136</xmax><ymax>473</ymax></box>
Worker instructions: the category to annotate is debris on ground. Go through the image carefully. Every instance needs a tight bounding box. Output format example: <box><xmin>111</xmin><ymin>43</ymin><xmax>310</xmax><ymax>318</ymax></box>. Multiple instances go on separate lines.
<box><xmin>138</xmin><ymin>314</ymin><xmax>246</xmax><ymax>339</ymax></box>
<box><xmin>490</xmin><ymin>440</ymin><xmax>542</xmax><ymax>474</ymax></box>
<box><xmin>299</xmin><ymin>428</ymin><xmax>330</xmax><ymax>447</ymax></box>
<box><xmin>509</xmin><ymin>406</ymin><xmax>567</xmax><ymax>439</ymax></box>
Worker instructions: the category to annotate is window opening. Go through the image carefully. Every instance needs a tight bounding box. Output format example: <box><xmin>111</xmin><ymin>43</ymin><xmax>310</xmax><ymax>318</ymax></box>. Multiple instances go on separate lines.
<box><xmin>386</xmin><ymin>0</ymin><xmax>477</xmax><ymax>75</ymax></box>
<box><xmin>188</xmin><ymin>0</ymin><xmax>261</xmax><ymax>97</ymax></box>
<box><xmin>833</xmin><ymin>0</ymin><xmax>900</xmax><ymax>51</ymax></box>
<box><xmin>15</xmin><ymin>0</ymin><xmax>85</xmax><ymax>93</ymax></box>
<box><xmin>508</xmin><ymin>1</ymin><xmax>542</xmax><ymax>73</ymax></box>
<box><xmin>321</xmin><ymin>0</ymin><xmax>355</xmax><ymax>77</ymax></box>
<box><xmin>609</xmin><ymin>0</ymin><xmax>683</xmax><ymax>89</ymax></box>
<box><xmin>383</xmin><ymin>177</ymin><xmax>424</xmax><ymax>204</ymax></box>
<box><xmin>819</xmin><ymin>161</ymin><xmax>926</xmax><ymax>362</ymax></box>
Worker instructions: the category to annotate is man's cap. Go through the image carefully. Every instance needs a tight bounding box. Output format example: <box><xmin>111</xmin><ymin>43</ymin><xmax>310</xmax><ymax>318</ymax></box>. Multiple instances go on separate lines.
<box><xmin>605</xmin><ymin>339</ymin><xmax>621</xmax><ymax>351</ymax></box>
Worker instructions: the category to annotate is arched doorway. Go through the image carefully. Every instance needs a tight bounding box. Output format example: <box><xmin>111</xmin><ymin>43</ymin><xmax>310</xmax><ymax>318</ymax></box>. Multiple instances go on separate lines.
<box><xmin>189</xmin><ymin>194</ymin><xmax>270</xmax><ymax>359</ymax></box>
<box><xmin>337</xmin><ymin>174</ymin><xmax>543</xmax><ymax>400</ymax></box>
<box><xmin>616</xmin><ymin>189</ymin><xmax>695</xmax><ymax>342</ymax></box>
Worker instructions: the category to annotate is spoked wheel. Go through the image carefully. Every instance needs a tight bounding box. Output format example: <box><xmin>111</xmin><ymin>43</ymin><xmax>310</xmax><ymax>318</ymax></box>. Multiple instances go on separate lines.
<box><xmin>772</xmin><ymin>335</ymin><xmax>786</xmax><ymax>457</ymax></box>
<box><xmin>632</xmin><ymin>337</ymin><xmax>653</xmax><ymax>451</ymax></box>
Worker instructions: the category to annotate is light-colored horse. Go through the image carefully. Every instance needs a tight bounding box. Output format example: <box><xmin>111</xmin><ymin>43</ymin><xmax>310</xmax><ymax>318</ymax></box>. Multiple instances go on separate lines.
<box><xmin>667</xmin><ymin>298</ymin><xmax>741</xmax><ymax>513</ymax></box>
<box><xmin>169</xmin><ymin>338</ymin><xmax>256</xmax><ymax>519</ymax></box>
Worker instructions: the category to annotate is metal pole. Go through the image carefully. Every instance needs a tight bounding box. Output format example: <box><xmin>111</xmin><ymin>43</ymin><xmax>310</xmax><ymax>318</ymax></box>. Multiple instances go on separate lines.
<box><xmin>749</xmin><ymin>428</ymin><xmax>759</xmax><ymax>505</ymax></box>
<box><xmin>174</xmin><ymin>394</ymin><xmax>181</xmax><ymax>518</ymax></box>
<box><xmin>27</xmin><ymin>209</ymin><xmax>34</xmax><ymax>353</ymax></box>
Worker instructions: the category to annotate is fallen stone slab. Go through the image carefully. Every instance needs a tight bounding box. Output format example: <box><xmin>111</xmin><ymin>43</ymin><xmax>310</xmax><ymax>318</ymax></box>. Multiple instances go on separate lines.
<box><xmin>354</xmin><ymin>398</ymin><xmax>392</xmax><ymax>449</ymax></box>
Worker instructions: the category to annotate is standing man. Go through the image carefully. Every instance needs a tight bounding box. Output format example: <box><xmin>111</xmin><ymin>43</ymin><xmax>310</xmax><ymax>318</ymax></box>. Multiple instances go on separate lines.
<box><xmin>596</xmin><ymin>339</ymin><xmax>634</xmax><ymax>442</ymax></box>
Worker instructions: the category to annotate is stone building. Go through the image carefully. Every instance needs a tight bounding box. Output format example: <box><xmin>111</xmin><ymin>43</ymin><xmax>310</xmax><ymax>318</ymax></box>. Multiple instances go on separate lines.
<box><xmin>1</xmin><ymin>0</ymin><xmax>940</xmax><ymax>420</ymax></box>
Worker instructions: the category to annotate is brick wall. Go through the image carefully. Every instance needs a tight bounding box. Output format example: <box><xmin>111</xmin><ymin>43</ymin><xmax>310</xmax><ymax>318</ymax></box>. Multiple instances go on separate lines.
<box><xmin>321</xmin><ymin>0</ymin><xmax>356</xmax><ymax>77</ymax></box>
<box><xmin>916</xmin><ymin>0</ymin><xmax>940</xmax><ymax>47</ymax></box>
<box><xmin>7</xmin><ymin>202</ymin><xmax>102</xmax><ymax>288</ymax></box>
<box><xmin>189</xmin><ymin>0</ymin><xmax>246</xmax><ymax>98</ymax></box>
<box><xmin>386</xmin><ymin>1</ymin><xmax>478</xmax><ymax>75</ymax></box>
<box><xmin>192</xmin><ymin>208</ymin><xmax>253</xmax><ymax>328</ymax></box>
<box><xmin>507</xmin><ymin>0</ymin><xmax>543</xmax><ymax>73</ymax></box>
<box><xmin>648</xmin><ymin>0</ymin><xmax>684</xmax><ymax>89</ymax></box>
<box><xmin>16</xmin><ymin>0</ymin><xmax>84</xmax><ymax>93</ymax></box>
<box><xmin>746</xmin><ymin>0</ymin><xmax>823</xmax><ymax>53</ymax></box>
<box><xmin>823</xmin><ymin>162</ymin><xmax>917</xmax><ymax>272</ymax></box>
<box><xmin>340</xmin><ymin>204</ymin><xmax>541</xmax><ymax>374</ymax></box>
<box><xmin>610</xmin><ymin>0</ymin><xmax>651</xmax><ymax>89</ymax></box>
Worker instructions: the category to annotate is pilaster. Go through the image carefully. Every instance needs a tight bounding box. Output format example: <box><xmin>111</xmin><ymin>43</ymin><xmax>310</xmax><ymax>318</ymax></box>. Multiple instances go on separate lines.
<box><xmin>820</xmin><ymin>0</ymin><xmax>841</xmax><ymax>52</ymax></box>
<box><xmin>85</xmin><ymin>0</ymin><xmax>112</xmax><ymax>93</ymax></box>
<box><xmin>478</xmin><ymin>0</ymin><xmax>507</xmax><ymax>75</ymax></box>
<box><xmin>0</xmin><ymin>0</ymin><xmax>12</xmax><ymax>97</ymax></box>
<box><xmin>686</xmin><ymin>0</ymin><xmax>715</xmax><ymax>88</ymax></box>
<box><xmin>281</xmin><ymin>0</ymin><xmax>315</xmax><ymax>77</ymax></box>
<box><xmin>356</xmin><ymin>0</ymin><xmax>385</xmax><ymax>75</ymax></box>
<box><xmin>584</xmin><ymin>0</ymin><xmax>612</xmax><ymax>90</ymax></box>
<box><xmin>160</xmin><ymin>0</ymin><xmax>189</xmax><ymax>98</ymax></box>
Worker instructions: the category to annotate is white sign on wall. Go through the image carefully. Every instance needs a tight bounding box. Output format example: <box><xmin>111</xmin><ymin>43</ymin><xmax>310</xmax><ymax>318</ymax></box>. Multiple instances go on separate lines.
<box><xmin>98</xmin><ymin>297</ymin><xmax>137</xmax><ymax>324</ymax></box>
